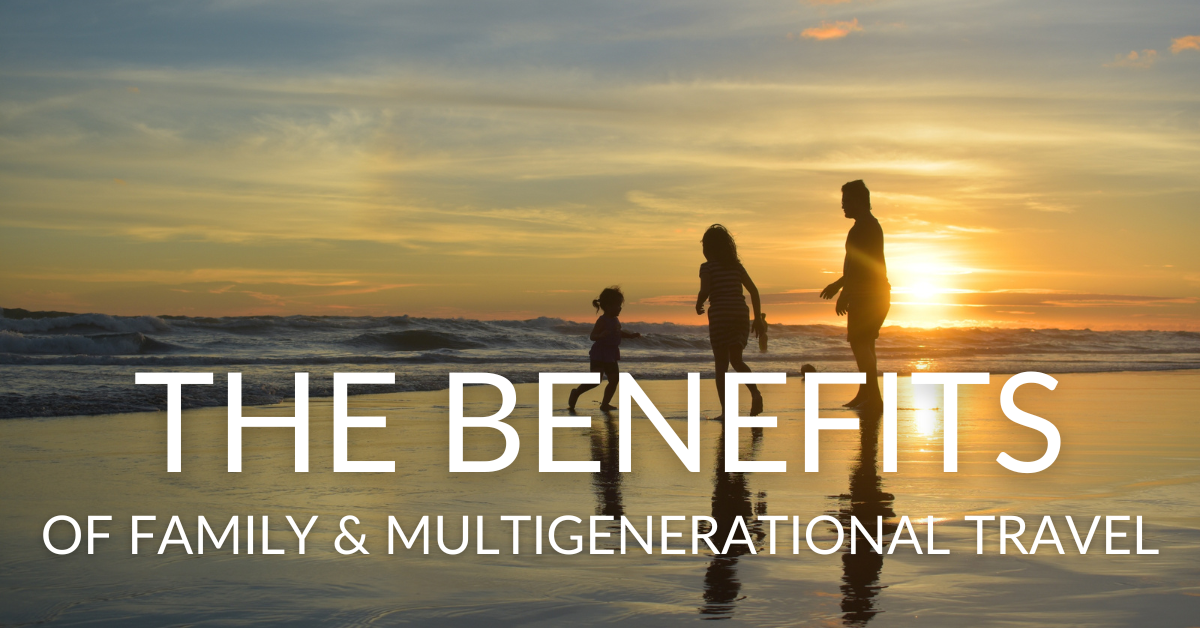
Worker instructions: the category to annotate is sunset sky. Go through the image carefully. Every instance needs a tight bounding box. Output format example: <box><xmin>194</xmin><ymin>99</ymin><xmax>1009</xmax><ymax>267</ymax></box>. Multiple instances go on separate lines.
<box><xmin>2</xmin><ymin>0</ymin><xmax>1198</xmax><ymax>329</ymax></box>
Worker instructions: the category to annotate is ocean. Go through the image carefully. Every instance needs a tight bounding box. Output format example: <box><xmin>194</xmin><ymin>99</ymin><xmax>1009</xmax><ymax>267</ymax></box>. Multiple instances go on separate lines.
<box><xmin>2</xmin><ymin>311</ymin><xmax>1199</xmax><ymax>419</ymax></box>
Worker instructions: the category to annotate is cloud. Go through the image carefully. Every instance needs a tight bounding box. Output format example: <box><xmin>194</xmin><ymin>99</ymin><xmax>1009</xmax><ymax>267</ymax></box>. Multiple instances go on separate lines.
<box><xmin>1171</xmin><ymin>35</ymin><xmax>1200</xmax><ymax>53</ymax></box>
<box><xmin>892</xmin><ymin>290</ymin><xmax>1198</xmax><ymax>309</ymax></box>
<box><xmin>636</xmin><ymin>295</ymin><xmax>694</xmax><ymax>306</ymax></box>
<box><xmin>6</xmin><ymin>267</ymin><xmax>399</xmax><ymax>287</ymax></box>
<box><xmin>3</xmin><ymin>35</ymin><xmax>1199</xmax><ymax>324</ymax></box>
<box><xmin>698</xmin><ymin>289</ymin><xmax>1196</xmax><ymax>310</ymax></box>
<box><xmin>1024</xmin><ymin>200</ymin><xmax>1074</xmax><ymax>213</ymax></box>
<box><xmin>799</xmin><ymin>19</ymin><xmax>862</xmax><ymax>41</ymax></box>
<box><xmin>802</xmin><ymin>0</ymin><xmax>854</xmax><ymax>4</ymax></box>
<box><xmin>944</xmin><ymin>225</ymin><xmax>999</xmax><ymax>234</ymax></box>
<box><xmin>1104</xmin><ymin>49</ymin><xmax>1158</xmax><ymax>68</ymax></box>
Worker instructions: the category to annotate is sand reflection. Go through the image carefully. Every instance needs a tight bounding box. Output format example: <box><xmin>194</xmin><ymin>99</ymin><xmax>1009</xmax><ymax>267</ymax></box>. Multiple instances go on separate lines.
<box><xmin>833</xmin><ymin>409</ymin><xmax>897</xmax><ymax>625</ymax></box>
<box><xmin>700</xmin><ymin>426</ymin><xmax>767</xmax><ymax>618</ymax></box>
<box><xmin>590</xmin><ymin>410</ymin><xmax>625</xmax><ymax>518</ymax></box>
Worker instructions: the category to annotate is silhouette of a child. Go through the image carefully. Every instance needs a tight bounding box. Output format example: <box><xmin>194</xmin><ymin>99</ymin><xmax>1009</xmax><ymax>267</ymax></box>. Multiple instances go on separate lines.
<box><xmin>569</xmin><ymin>286</ymin><xmax>641</xmax><ymax>412</ymax></box>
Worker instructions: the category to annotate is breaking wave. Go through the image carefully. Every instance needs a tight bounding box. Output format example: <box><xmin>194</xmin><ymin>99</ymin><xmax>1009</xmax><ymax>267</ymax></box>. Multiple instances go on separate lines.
<box><xmin>0</xmin><ymin>331</ymin><xmax>178</xmax><ymax>355</ymax></box>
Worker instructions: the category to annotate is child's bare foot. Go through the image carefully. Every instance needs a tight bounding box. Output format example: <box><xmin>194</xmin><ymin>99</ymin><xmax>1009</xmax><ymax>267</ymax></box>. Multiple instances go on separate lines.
<box><xmin>749</xmin><ymin>391</ymin><xmax>764</xmax><ymax>416</ymax></box>
<box><xmin>568</xmin><ymin>389</ymin><xmax>581</xmax><ymax>411</ymax></box>
<box><xmin>599</xmin><ymin>403</ymin><xmax>616</xmax><ymax>412</ymax></box>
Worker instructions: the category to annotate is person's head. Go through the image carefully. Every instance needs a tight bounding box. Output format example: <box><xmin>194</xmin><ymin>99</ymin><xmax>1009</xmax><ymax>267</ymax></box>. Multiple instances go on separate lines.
<box><xmin>841</xmin><ymin>180</ymin><xmax>871</xmax><ymax>219</ymax></box>
<box><xmin>593</xmin><ymin>286</ymin><xmax>625</xmax><ymax>315</ymax></box>
<box><xmin>701</xmin><ymin>224</ymin><xmax>740</xmax><ymax>265</ymax></box>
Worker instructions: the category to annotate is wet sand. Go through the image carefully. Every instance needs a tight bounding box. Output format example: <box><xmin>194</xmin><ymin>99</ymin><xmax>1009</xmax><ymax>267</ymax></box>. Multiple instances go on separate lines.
<box><xmin>1</xmin><ymin>370</ymin><xmax>1198</xmax><ymax>626</ymax></box>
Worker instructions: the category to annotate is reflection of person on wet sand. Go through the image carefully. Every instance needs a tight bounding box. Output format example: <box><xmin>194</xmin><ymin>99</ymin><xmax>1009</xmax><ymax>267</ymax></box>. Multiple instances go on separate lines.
<box><xmin>833</xmin><ymin>408</ymin><xmax>895</xmax><ymax>626</ymax></box>
<box><xmin>569</xmin><ymin>286</ymin><xmax>640</xmax><ymax>412</ymax></box>
<box><xmin>820</xmin><ymin>180</ymin><xmax>891</xmax><ymax>411</ymax></box>
<box><xmin>700</xmin><ymin>425</ymin><xmax>766</xmax><ymax>618</ymax></box>
<box><xmin>590</xmin><ymin>412</ymin><xmax>624</xmax><ymax>519</ymax></box>
<box><xmin>695</xmin><ymin>224</ymin><xmax>767</xmax><ymax>420</ymax></box>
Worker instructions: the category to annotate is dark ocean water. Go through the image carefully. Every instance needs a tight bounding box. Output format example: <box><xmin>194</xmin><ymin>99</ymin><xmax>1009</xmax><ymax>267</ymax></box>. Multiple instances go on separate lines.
<box><xmin>2</xmin><ymin>312</ymin><xmax>1198</xmax><ymax>418</ymax></box>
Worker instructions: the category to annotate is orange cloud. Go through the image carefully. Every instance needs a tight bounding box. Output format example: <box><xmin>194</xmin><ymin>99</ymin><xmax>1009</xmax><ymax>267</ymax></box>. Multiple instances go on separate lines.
<box><xmin>1104</xmin><ymin>49</ymin><xmax>1157</xmax><ymax>68</ymax></box>
<box><xmin>636</xmin><ymin>294</ymin><xmax>693</xmax><ymax>306</ymax></box>
<box><xmin>1171</xmin><ymin>35</ymin><xmax>1200</xmax><ymax>53</ymax></box>
<box><xmin>800</xmin><ymin>18</ymin><xmax>862</xmax><ymax>41</ymax></box>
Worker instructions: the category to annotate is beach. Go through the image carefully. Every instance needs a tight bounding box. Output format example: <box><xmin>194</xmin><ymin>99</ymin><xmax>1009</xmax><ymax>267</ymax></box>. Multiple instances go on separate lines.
<box><xmin>1</xmin><ymin>370</ymin><xmax>1198</xmax><ymax>626</ymax></box>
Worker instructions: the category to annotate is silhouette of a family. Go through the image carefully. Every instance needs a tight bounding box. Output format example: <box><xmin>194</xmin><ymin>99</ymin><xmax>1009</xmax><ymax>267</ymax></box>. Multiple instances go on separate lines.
<box><xmin>570</xmin><ymin>179</ymin><xmax>893</xmax><ymax>625</ymax></box>
<box><xmin>571</xmin><ymin>179</ymin><xmax>890</xmax><ymax>417</ymax></box>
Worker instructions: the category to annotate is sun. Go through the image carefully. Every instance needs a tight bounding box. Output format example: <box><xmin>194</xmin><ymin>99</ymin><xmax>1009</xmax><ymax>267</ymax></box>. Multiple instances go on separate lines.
<box><xmin>909</xmin><ymin>282</ymin><xmax>941</xmax><ymax>302</ymax></box>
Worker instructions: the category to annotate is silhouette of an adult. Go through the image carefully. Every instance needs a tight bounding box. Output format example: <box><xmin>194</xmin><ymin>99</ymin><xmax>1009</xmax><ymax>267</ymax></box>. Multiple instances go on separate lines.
<box><xmin>820</xmin><ymin>180</ymin><xmax>891</xmax><ymax>410</ymax></box>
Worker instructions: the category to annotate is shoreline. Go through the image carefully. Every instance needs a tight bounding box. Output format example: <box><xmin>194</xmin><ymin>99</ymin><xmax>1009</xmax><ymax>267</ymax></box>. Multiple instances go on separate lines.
<box><xmin>3</xmin><ymin>365</ymin><xmax>1198</xmax><ymax>421</ymax></box>
<box><xmin>7</xmin><ymin>312</ymin><xmax>1199</xmax><ymax>419</ymax></box>
<box><xmin>6</xmin><ymin>307</ymin><xmax>1200</xmax><ymax>334</ymax></box>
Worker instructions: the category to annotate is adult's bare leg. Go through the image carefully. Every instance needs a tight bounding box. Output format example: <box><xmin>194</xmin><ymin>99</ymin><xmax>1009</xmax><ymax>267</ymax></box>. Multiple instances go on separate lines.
<box><xmin>844</xmin><ymin>339</ymin><xmax>869</xmax><ymax>407</ymax></box>
<box><xmin>850</xmin><ymin>337</ymin><xmax>882</xmax><ymax>411</ymax></box>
